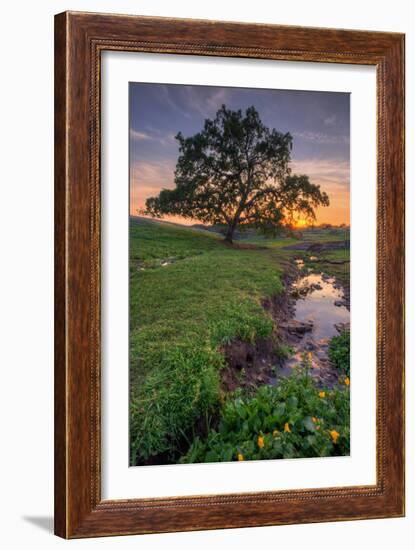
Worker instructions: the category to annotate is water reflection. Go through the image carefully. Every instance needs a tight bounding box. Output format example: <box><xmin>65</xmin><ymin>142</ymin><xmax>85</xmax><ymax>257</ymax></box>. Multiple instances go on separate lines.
<box><xmin>293</xmin><ymin>273</ymin><xmax>349</xmax><ymax>341</ymax></box>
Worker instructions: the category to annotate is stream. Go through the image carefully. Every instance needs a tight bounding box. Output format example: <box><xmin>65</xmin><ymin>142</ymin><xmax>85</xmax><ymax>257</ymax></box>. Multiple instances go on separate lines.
<box><xmin>275</xmin><ymin>263</ymin><xmax>350</xmax><ymax>387</ymax></box>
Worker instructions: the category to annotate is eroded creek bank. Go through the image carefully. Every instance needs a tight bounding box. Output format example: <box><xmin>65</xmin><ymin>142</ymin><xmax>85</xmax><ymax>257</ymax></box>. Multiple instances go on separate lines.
<box><xmin>221</xmin><ymin>260</ymin><xmax>350</xmax><ymax>391</ymax></box>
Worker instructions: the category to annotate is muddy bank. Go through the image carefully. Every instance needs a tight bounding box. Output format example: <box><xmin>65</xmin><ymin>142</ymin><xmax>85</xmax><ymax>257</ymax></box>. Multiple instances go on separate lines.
<box><xmin>221</xmin><ymin>337</ymin><xmax>279</xmax><ymax>392</ymax></box>
<box><xmin>221</xmin><ymin>262</ymin><xmax>350</xmax><ymax>391</ymax></box>
<box><xmin>220</xmin><ymin>267</ymin><xmax>298</xmax><ymax>392</ymax></box>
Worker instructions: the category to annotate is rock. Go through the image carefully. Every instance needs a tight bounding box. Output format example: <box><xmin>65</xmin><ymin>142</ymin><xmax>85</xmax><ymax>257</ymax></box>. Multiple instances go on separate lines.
<box><xmin>308</xmin><ymin>282</ymin><xmax>322</xmax><ymax>291</ymax></box>
<box><xmin>281</xmin><ymin>319</ymin><xmax>314</xmax><ymax>335</ymax></box>
<box><xmin>304</xmin><ymin>339</ymin><xmax>316</xmax><ymax>351</ymax></box>
<box><xmin>334</xmin><ymin>300</ymin><xmax>344</xmax><ymax>307</ymax></box>
<box><xmin>160</xmin><ymin>256</ymin><xmax>177</xmax><ymax>267</ymax></box>
<box><xmin>335</xmin><ymin>322</ymin><xmax>350</xmax><ymax>333</ymax></box>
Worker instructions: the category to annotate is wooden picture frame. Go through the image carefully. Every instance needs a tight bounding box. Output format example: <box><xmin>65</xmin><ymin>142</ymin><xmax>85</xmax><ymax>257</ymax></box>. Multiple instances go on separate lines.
<box><xmin>54</xmin><ymin>11</ymin><xmax>405</xmax><ymax>538</ymax></box>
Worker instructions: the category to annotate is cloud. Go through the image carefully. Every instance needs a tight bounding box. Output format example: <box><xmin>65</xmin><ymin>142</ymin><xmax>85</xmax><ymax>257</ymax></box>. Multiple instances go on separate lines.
<box><xmin>293</xmin><ymin>130</ymin><xmax>349</xmax><ymax>145</ymax></box>
<box><xmin>130</xmin><ymin>159</ymin><xmax>194</xmax><ymax>223</ymax></box>
<box><xmin>159</xmin><ymin>85</ymin><xmax>192</xmax><ymax>119</ymax></box>
<box><xmin>291</xmin><ymin>159</ymin><xmax>350</xmax><ymax>209</ymax></box>
<box><xmin>130</xmin><ymin>128</ymin><xmax>177</xmax><ymax>147</ymax></box>
<box><xmin>182</xmin><ymin>86</ymin><xmax>232</xmax><ymax>119</ymax></box>
<box><xmin>129</xmin><ymin>154</ymin><xmax>350</xmax><ymax>223</ymax></box>
<box><xmin>291</xmin><ymin>158</ymin><xmax>350</xmax><ymax>225</ymax></box>
<box><xmin>291</xmin><ymin>157</ymin><xmax>350</xmax><ymax>188</ymax></box>
<box><xmin>130</xmin><ymin>156</ymin><xmax>349</xmax><ymax>203</ymax></box>
<box><xmin>130</xmin><ymin>159</ymin><xmax>176</xmax><ymax>212</ymax></box>
<box><xmin>323</xmin><ymin>115</ymin><xmax>337</xmax><ymax>126</ymax></box>
<box><xmin>130</xmin><ymin>129</ymin><xmax>153</xmax><ymax>141</ymax></box>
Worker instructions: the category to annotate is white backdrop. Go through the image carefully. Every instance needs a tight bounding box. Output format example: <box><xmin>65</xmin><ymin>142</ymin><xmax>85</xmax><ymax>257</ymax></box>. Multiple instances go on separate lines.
<box><xmin>102</xmin><ymin>53</ymin><xmax>376</xmax><ymax>499</ymax></box>
<box><xmin>0</xmin><ymin>0</ymin><xmax>412</xmax><ymax>549</ymax></box>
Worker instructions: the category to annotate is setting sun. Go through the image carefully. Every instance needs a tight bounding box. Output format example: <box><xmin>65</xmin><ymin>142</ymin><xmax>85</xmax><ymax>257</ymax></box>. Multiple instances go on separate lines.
<box><xmin>293</xmin><ymin>218</ymin><xmax>308</xmax><ymax>229</ymax></box>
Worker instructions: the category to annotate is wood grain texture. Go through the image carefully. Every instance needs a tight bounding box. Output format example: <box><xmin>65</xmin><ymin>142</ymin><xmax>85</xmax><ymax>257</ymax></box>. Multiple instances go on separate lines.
<box><xmin>54</xmin><ymin>11</ymin><xmax>405</xmax><ymax>538</ymax></box>
<box><xmin>54</xmin><ymin>11</ymin><xmax>68</xmax><ymax>538</ymax></box>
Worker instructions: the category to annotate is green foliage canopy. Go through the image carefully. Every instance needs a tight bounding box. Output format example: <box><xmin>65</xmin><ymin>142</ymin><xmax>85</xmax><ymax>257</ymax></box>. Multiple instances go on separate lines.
<box><xmin>145</xmin><ymin>105</ymin><xmax>330</xmax><ymax>242</ymax></box>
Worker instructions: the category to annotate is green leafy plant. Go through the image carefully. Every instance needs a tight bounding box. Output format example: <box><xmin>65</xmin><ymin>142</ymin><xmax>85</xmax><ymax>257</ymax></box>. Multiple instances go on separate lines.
<box><xmin>328</xmin><ymin>330</ymin><xmax>350</xmax><ymax>376</ymax></box>
<box><xmin>180</xmin><ymin>370</ymin><xmax>350</xmax><ymax>463</ymax></box>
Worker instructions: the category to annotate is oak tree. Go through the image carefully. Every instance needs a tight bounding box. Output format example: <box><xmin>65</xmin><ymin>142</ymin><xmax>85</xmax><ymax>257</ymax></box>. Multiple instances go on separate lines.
<box><xmin>144</xmin><ymin>105</ymin><xmax>329</xmax><ymax>243</ymax></box>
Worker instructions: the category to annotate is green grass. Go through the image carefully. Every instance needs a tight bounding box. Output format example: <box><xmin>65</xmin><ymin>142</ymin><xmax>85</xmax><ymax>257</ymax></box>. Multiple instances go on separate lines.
<box><xmin>240</xmin><ymin>226</ymin><xmax>349</xmax><ymax>250</ymax></box>
<box><xmin>245</xmin><ymin>227</ymin><xmax>350</xmax><ymax>288</ymax></box>
<box><xmin>258</xmin><ymin>226</ymin><xmax>350</xmax><ymax>245</ymax></box>
<box><xmin>241</xmin><ymin>234</ymin><xmax>299</xmax><ymax>249</ymax></box>
<box><xmin>130</xmin><ymin>217</ymin><xmax>285</xmax><ymax>463</ymax></box>
<box><xmin>302</xmin><ymin>247</ymin><xmax>350</xmax><ymax>287</ymax></box>
<box><xmin>130</xmin><ymin>217</ymin><xmax>220</xmax><ymax>267</ymax></box>
<box><xmin>129</xmin><ymin>218</ymin><xmax>350</xmax><ymax>464</ymax></box>
<box><xmin>300</xmin><ymin>227</ymin><xmax>350</xmax><ymax>242</ymax></box>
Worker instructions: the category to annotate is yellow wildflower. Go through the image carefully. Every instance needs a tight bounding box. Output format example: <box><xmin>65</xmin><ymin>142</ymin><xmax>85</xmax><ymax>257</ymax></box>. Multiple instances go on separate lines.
<box><xmin>344</xmin><ymin>377</ymin><xmax>350</xmax><ymax>386</ymax></box>
<box><xmin>307</xmin><ymin>352</ymin><xmax>313</xmax><ymax>362</ymax></box>
<box><xmin>257</xmin><ymin>435</ymin><xmax>265</xmax><ymax>449</ymax></box>
<box><xmin>237</xmin><ymin>453</ymin><xmax>244</xmax><ymax>461</ymax></box>
<box><xmin>312</xmin><ymin>417</ymin><xmax>318</xmax><ymax>423</ymax></box>
<box><xmin>273</xmin><ymin>429</ymin><xmax>280</xmax><ymax>437</ymax></box>
<box><xmin>319</xmin><ymin>391</ymin><xmax>326</xmax><ymax>398</ymax></box>
<box><xmin>284</xmin><ymin>422</ymin><xmax>291</xmax><ymax>433</ymax></box>
<box><xmin>330</xmin><ymin>430</ymin><xmax>340</xmax><ymax>444</ymax></box>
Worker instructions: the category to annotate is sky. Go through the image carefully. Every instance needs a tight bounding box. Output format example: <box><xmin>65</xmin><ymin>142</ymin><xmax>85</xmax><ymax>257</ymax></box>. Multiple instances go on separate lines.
<box><xmin>129</xmin><ymin>82</ymin><xmax>350</xmax><ymax>226</ymax></box>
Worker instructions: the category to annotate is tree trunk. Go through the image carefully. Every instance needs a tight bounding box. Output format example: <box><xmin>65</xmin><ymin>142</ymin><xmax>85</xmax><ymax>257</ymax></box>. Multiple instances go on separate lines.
<box><xmin>224</xmin><ymin>225</ymin><xmax>235</xmax><ymax>244</ymax></box>
<box><xmin>224</xmin><ymin>210</ymin><xmax>243</xmax><ymax>244</ymax></box>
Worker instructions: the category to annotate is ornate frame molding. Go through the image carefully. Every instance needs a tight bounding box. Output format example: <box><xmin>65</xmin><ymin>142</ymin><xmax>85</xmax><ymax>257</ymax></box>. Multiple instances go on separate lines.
<box><xmin>55</xmin><ymin>11</ymin><xmax>404</xmax><ymax>538</ymax></box>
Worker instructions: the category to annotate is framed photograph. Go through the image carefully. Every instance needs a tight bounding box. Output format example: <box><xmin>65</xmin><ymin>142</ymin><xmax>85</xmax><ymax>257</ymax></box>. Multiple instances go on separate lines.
<box><xmin>54</xmin><ymin>11</ymin><xmax>405</xmax><ymax>538</ymax></box>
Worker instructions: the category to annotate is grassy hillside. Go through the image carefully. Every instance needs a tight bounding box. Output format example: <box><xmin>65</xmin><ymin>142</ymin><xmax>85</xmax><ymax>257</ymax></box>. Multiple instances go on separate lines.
<box><xmin>129</xmin><ymin>218</ymin><xmax>350</xmax><ymax>465</ymax></box>
<box><xmin>129</xmin><ymin>218</ymin><xmax>286</xmax><ymax>464</ymax></box>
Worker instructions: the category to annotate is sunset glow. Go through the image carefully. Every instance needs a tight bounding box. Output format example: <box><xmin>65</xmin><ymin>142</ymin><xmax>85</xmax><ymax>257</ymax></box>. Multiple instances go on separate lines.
<box><xmin>293</xmin><ymin>218</ymin><xmax>308</xmax><ymax>229</ymax></box>
<box><xmin>130</xmin><ymin>83</ymin><xmax>350</xmax><ymax>227</ymax></box>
